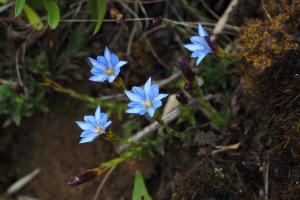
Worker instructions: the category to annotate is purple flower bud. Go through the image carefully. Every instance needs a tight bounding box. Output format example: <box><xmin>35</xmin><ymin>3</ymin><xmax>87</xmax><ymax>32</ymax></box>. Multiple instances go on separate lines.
<box><xmin>68</xmin><ymin>169</ymin><xmax>99</xmax><ymax>186</ymax></box>
<box><xmin>178</xmin><ymin>59</ymin><xmax>196</xmax><ymax>82</ymax></box>
<box><xmin>204</xmin><ymin>36</ymin><xmax>218</xmax><ymax>53</ymax></box>
<box><xmin>152</xmin><ymin>16</ymin><xmax>162</xmax><ymax>26</ymax></box>
<box><xmin>176</xmin><ymin>92</ymin><xmax>188</xmax><ymax>104</ymax></box>
<box><xmin>184</xmin><ymin>82</ymin><xmax>193</xmax><ymax>91</ymax></box>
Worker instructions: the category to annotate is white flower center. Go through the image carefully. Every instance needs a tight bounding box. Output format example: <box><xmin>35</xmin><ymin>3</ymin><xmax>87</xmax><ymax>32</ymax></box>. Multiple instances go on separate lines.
<box><xmin>144</xmin><ymin>100</ymin><xmax>153</xmax><ymax>108</ymax></box>
<box><xmin>95</xmin><ymin>126</ymin><xmax>103</xmax><ymax>134</ymax></box>
<box><xmin>105</xmin><ymin>68</ymin><xmax>114</xmax><ymax>76</ymax></box>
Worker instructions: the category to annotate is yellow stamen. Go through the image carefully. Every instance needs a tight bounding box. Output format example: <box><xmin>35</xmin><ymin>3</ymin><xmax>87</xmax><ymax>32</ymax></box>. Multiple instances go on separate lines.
<box><xmin>144</xmin><ymin>100</ymin><xmax>153</xmax><ymax>108</ymax></box>
<box><xmin>105</xmin><ymin>68</ymin><xmax>114</xmax><ymax>76</ymax></box>
<box><xmin>95</xmin><ymin>126</ymin><xmax>103</xmax><ymax>134</ymax></box>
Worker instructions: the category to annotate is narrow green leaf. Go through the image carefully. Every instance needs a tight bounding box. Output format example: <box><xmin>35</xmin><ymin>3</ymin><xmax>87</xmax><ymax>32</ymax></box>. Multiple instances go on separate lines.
<box><xmin>93</xmin><ymin>0</ymin><xmax>107</xmax><ymax>35</ymax></box>
<box><xmin>23</xmin><ymin>4</ymin><xmax>44</xmax><ymax>30</ymax></box>
<box><xmin>44</xmin><ymin>0</ymin><xmax>60</xmax><ymax>29</ymax></box>
<box><xmin>132</xmin><ymin>171</ymin><xmax>152</xmax><ymax>200</ymax></box>
<box><xmin>15</xmin><ymin>0</ymin><xmax>26</xmax><ymax>17</ymax></box>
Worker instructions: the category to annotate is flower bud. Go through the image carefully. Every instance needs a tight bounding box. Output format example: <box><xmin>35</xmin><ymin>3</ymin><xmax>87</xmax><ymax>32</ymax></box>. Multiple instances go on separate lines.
<box><xmin>178</xmin><ymin>59</ymin><xmax>196</xmax><ymax>83</ymax></box>
<box><xmin>184</xmin><ymin>82</ymin><xmax>193</xmax><ymax>92</ymax></box>
<box><xmin>176</xmin><ymin>92</ymin><xmax>188</xmax><ymax>104</ymax></box>
<box><xmin>68</xmin><ymin>169</ymin><xmax>99</xmax><ymax>186</ymax></box>
<box><xmin>152</xmin><ymin>16</ymin><xmax>162</xmax><ymax>26</ymax></box>
<box><xmin>204</xmin><ymin>36</ymin><xmax>217</xmax><ymax>53</ymax></box>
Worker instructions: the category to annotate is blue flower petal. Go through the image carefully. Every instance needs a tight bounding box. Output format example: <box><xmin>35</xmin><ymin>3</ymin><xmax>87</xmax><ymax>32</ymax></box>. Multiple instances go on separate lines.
<box><xmin>107</xmin><ymin>75</ymin><xmax>117</xmax><ymax>83</ymax></box>
<box><xmin>190</xmin><ymin>36</ymin><xmax>204</xmax><ymax>44</ymax></box>
<box><xmin>79</xmin><ymin>134</ymin><xmax>98</xmax><ymax>143</ymax></box>
<box><xmin>95</xmin><ymin>105</ymin><xmax>101</xmax><ymax>123</ymax></box>
<box><xmin>154</xmin><ymin>93</ymin><xmax>168</xmax><ymax>101</ymax></box>
<box><xmin>80</xmin><ymin>130</ymin><xmax>95</xmax><ymax>138</ymax></box>
<box><xmin>147</xmin><ymin>108</ymin><xmax>155</xmax><ymax>117</ymax></box>
<box><xmin>110</xmin><ymin>53</ymin><xmax>119</xmax><ymax>66</ymax></box>
<box><xmin>149</xmin><ymin>84</ymin><xmax>159</xmax><ymax>100</ymax></box>
<box><xmin>153</xmin><ymin>100</ymin><xmax>162</xmax><ymax>109</ymax></box>
<box><xmin>113</xmin><ymin>67</ymin><xmax>120</xmax><ymax>77</ymax></box>
<box><xmin>126</xmin><ymin>106</ymin><xmax>146</xmax><ymax>115</ymax></box>
<box><xmin>198</xmin><ymin>23</ymin><xmax>208</xmax><ymax>37</ymax></box>
<box><xmin>191</xmin><ymin>50</ymin><xmax>207</xmax><ymax>58</ymax></box>
<box><xmin>144</xmin><ymin>77</ymin><xmax>152</xmax><ymax>97</ymax></box>
<box><xmin>89</xmin><ymin>75</ymin><xmax>107</xmax><ymax>82</ymax></box>
<box><xmin>91</xmin><ymin>67</ymin><xmax>105</xmax><ymax>74</ymax></box>
<box><xmin>125</xmin><ymin>90</ymin><xmax>143</xmax><ymax>102</ymax></box>
<box><xmin>96</xmin><ymin>56</ymin><xmax>109</xmax><ymax>67</ymax></box>
<box><xmin>88</xmin><ymin>57</ymin><xmax>105</xmax><ymax>70</ymax></box>
<box><xmin>84</xmin><ymin>115</ymin><xmax>97</xmax><ymax>125</ymax></box>
<box><xmin>184</xmin><ymin>44</ymin><xmax>205</xmax><ymax>52</ymax></box>
<box><xmin>104</xmin><ymin>47</ymin><xmax>111</xmax><ymax>63</ymax></box>
<box><xmin>98</xmin><ymin>113</ymin><xmax>108</xmax><ymax>125</ymax></box>
<box><xmin>76</xmin><ymin>121</ymin><xmax>95</xmax><ymax>131</ymax></box>
<box><xmin>116</xmin><ymin>61</ymin><xmax>128</xmax><ymax>68</ymax></box>
<box><xmin>196</xmin><ymin>53</ymin><xmax>208</xmax><ymax>65</ymax></box>
<box><xmin>128</xmin><ymin>101</ymin><xmax>142</xmax><ymax>107</ymax></box>
<box><xmin>103</xmin><ymin>120</ymin><xmax>112</xmax><ymax>130</ymax></box>
<box><xmin>132</xmin><ymin>86</ymin><xmax>146</xmax><ymax>99</ymax></box>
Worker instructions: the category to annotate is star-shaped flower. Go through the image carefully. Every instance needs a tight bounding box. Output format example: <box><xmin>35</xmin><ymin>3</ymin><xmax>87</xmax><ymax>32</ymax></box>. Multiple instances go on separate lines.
<box><xmin>184</xmin><ymin>23</ymin><xmax>213</xmax><ymax>65</ymax></box>
<box><xmin>125</xmin><ymin>77</ymin><xmax>168</xmax><ymax>118</ymax></box>
<box><xmin>88</xmin><ymin>47</ymin><xmax>128</xmax><ymax>83</ymax></box>
<box><xmin>75</xmin><ymin>106</ymin><xmax>112</xmax><ymax>143</ymax></box>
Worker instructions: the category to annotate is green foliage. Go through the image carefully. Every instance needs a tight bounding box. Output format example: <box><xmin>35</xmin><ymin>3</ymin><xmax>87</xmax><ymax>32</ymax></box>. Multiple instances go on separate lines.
<box><xmin>122</xmin><ymin>120</ymin><xmax>142</xmax><ymax>138</ymax></box>
<box><xmin>0</xmin><ymin>52</ymin><xmax>49</xmax><ymax>126</ymax></box>
<box><xmin>201</xmin><ymin>56</ymin><xmax>234</xmax><ymax>92</ymax></box>
<box><xmin>0</xmin><ymin>0</ymin><xmax>9</xmax><ymax>4</ymax></box>
<box><xmin>177</xmin><ymin>105</ymin><xmax>196</xmax><ymax>125</ymax></box>
<box><xmin>91</xmin><ymin>0</ymin><xmax>107</xmax><ymax>35</ymax></box>
<box><xmin>0</xmin><ymin>82</ymin><xmax>48</xmax><ymax>125</ymax></box>
<box><xmin>211</xmin><ymin>109</ymin><xmax>231</xmax><ymax>128</ymax></box>
<box><xmin>15</xmin><ymin>0</ymin><xmax>26</xmax><ymax>17</ymax></box>
<box><xmin>15</xmin><ymin>0</ymin><xmax>61</xmax><ymax>30</ymax></box>
<box><xmin>26</xmin><ymin>52</ymin><xmax>50</xmax><ymax>76</ymax></box>
<box><xmin>132</xmin><ymin>171</ymin><xmax>153</xmax><ymax>200</ymax></box>
<box><xmin>44</xmin><ymin>0</ymin><xmax>60</xmax><ymax>29</ymax></box>
<box><xmin>23</xmin><ymin>3</ymin><xmax>44</xmax><ymax>30</ymax></box>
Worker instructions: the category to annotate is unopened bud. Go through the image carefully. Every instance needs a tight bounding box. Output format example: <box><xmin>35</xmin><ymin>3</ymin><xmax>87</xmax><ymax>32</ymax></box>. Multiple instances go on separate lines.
<box><xmin>152</xmin><ymin>16</ymin><xmax>162</xmax><ymax>26</ymax></box>
<box><xmin>176</xmin><ymin>92</ymin><xmax>188</xmax><ymax>104</ymax></box>
<box><xmin>204</xmin><ymin>36</ymin><xmax>217</xmax><ymax>53</ymax></box>
<box><xmin>184</xmin><ymin>82</ymin><xmax>193</xmax><ymax>91</ymax></box>
<box><xmin>178</xmin><ymin>59</ymin><xmax>195</xmax><ymax>82</ymax></box>
<box><xmin>68</xmin><ymin>169</ymin><xmax>99</xmax><ymax>186</ymax></box>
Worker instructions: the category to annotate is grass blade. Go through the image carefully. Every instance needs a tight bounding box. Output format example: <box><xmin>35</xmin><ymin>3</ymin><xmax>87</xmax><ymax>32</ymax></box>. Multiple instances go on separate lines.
<box><xmin>15</xmin><ymin>0</ymin><xmax>25</xmax><ymax>17</ymax></box>
<box><xmin>44</xmin><ymin>0</ymin><xmax>60</xmax><ymax>29</ymax></box>
<box><xmin>132</xmin><ymin>171</ymin><xmax>152</xmax><ymax>200</ymax></box>
<box><xmin>92</xmin><ymin>0</ymin><xmax>107</xmax><ymax>35</ymax></box>
<box><xmin>23</xmin><ymin>3</ymin><xmax>44</xmax><ymax>30</ymax></box>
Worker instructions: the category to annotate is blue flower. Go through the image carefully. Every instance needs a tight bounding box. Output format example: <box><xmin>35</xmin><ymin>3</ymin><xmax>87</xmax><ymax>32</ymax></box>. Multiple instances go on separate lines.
<box><xmin>75</xmin><ymin>105</ymin><xmax>112</xmax><ymax>143</ymax></box>
<box><xmin>125</xmin><ymin>77</ymin><xmax>168</xmax><ymax>118</ymax></box>
<box><xmin>184</xmin><ymin>23</ymin><xmax>212</xmax><ymax>65</ymax></box>
<box><xmin>88</xmin><ymin>47</ymin><xmax>128</xmax><ymax>83</ymax></box>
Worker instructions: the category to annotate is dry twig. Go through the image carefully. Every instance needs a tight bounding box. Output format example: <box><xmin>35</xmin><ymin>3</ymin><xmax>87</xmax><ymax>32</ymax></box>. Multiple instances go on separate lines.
<box><xmin>211</xmin><ymin>0</ymin><xmax>239</xmax><ymax>41</ymax></box>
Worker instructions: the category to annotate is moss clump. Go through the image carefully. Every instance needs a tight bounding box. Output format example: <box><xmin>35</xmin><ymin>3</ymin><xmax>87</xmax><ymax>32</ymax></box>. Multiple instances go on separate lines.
<box><xmin>238</xmin><ymin>1</ymin><xmax>300</xmax><ymax>199</ymax></box>
<box><xmin>171</xmin><ymin>159</ymin><xmax>248</xmax><ymax>200</ymax></box>
<box><xmin>238</xmin><ymin>3</ymin><xmax>299</xmax><ymax>72</ymax></box>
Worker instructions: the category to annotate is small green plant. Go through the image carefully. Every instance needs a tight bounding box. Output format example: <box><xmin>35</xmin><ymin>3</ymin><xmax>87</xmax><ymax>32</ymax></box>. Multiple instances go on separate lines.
<box><xmin>132</xmin><ymin>171</ymin><xmax>153</xmax><ymax>200</ymax></box>
<box><xmin>14</xmin><ymin>0</ymin><xmax>107</xmax><ymax>34</ymax></box>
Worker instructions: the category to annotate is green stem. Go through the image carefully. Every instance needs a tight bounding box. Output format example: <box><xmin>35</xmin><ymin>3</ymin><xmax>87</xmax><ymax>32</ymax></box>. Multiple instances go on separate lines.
<box><xmin>154</xmin><ymin>116</ymin><xmax>178</xmax><ymax>137</ymax></box>
<box><xmin>192</xmin><ymin>79</ymin><xmax>218</xmax><ymax>120</ymax></box>
<box><xmin>113</xmin><ymin>77</ymin><xmax>127</xmax><ymax>90</ymax></box>
<box><xmin>104</xmin><ymin>130</ymin><xmax>136</xmax><ymax>145</ymax></box>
